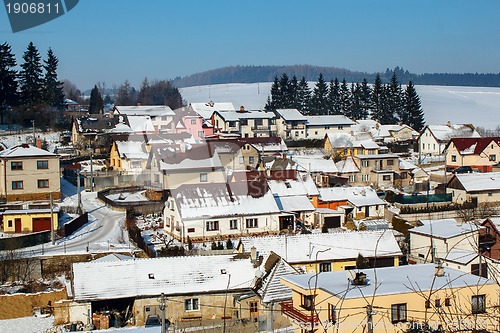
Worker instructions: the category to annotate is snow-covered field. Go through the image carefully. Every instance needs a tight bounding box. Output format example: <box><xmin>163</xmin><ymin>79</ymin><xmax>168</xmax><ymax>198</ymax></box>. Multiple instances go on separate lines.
<box><xmin>180</xmin><ymin>83</ymin><xmax>500</xmax><ymax>129</ymax></box>
<box><xmin>0</xmin><ymin>316</ymin><xmax>54</xmax><ymax>333</ymax></box>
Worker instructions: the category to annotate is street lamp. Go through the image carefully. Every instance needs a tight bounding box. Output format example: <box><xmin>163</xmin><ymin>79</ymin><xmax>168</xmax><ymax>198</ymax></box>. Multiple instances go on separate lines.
<box><xmin>221</xmin><ymin>269</ymin><xmax>231</xmax><ymax>333</ymax></box>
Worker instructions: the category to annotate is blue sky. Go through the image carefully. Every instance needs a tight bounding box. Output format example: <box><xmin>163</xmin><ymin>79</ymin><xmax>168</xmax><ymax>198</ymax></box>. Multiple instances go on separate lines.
<box><xmin>1</xmin><ymin>0</ymin><xmax>499</xmax><ymax>90</ymax></box>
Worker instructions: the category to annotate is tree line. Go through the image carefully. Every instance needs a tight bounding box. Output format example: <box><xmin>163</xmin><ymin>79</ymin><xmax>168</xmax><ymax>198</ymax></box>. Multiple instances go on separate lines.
<box><xmin>0</xmin><ymin>42</ymin><xmax>65</xmax><ymax>128</ymax></box>
<box><xmin>264</xmin><ymin>72</ymin><xmax>425</xmax><ymax>131</ymax></box>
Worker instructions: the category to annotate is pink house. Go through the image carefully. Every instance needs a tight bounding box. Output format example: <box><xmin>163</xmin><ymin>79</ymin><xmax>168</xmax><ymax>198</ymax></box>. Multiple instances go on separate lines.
<box><xmin>172</xmin><ymin>107</ymin><xmax>209</xmax><ymax>141</ymax></box>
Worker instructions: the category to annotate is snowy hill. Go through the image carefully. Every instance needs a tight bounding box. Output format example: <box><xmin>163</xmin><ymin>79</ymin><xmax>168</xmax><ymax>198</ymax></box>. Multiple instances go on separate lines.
<box><xmin>180</xmin><ymin>83</ymin><xmax>500</xmax><ymax>129</ymax></box>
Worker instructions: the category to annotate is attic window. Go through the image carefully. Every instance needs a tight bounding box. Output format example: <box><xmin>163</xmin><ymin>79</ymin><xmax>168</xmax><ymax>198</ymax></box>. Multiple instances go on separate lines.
<box><xmin>148</xmin><ymin>273</ymin><xmax>155</xmax><ymax>279</ymax></box>
<box><xmin>285</xmin><ymin>182</ymin><xmax>291</xmax><ymax>189</ymax></box>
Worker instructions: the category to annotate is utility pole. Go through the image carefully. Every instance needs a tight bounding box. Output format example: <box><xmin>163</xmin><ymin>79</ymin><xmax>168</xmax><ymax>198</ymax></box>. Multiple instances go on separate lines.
<box><xmin>32</xmin><ymin>120</ymin><xmax>35</xmax><ymax>145</ymax></box>
<box><xmin>50</xmin><ymin>192</ymin><xmax>55</xmax><ymax>245</ymax></box>
<box><xmin>158</xmin><ymin>293</ymin><xmax>167</xmax><ymax>333</ymax></box>
<box><xmin>366</xmin><ymin>305</ymin><xmax>374</xmax><ymax>333</ymax></box>
<box><xmin>77</xmin><ymin>168</ymin><xmax>82</xmax><ymax>215</ymax></box>
<box><xmin>90</xmin><ymin>147</ymin><xmax>94</xmax><ymax>192</ymax></box>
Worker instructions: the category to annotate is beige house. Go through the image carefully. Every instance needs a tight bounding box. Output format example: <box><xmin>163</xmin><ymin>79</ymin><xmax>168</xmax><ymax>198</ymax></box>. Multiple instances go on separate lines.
<box><xmin>352</xmin><ymin>154</ymin><xmax>400</xmax><ymax>189</ymax></box>
<box><xmin>211</xmin><ymin>109</ymin><xmax>277</xmax><ymax>138</ymax></box>
<box><xmin>446</xmin><ymin>172</ymin><xmax>500</xmax><ymax>205</ymax></box>
<box><xmin>445</xmin><ymin>137</ymin><xmax>500</xmax><ymax>173</ymax></box>
<box><xmin>274</xmin><ymin>109</ymin><xmax>308</xmax><ymax>140</ymax></box>
<box><xmin>0</xmin><ymin>145</ymin><xmax>60</xmax><ymax>202</ymax></box>
<box><xmin>417</xmin><ymin>123</ymin><xmax>480</xmax><ymax>156</ymax></box>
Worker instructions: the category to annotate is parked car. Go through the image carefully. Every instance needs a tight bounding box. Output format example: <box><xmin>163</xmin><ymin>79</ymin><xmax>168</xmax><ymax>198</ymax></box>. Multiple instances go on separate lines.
<box><xmin>452</xmin><ymin>166</ymin><xmax>473</xmax><ymax>174</ymax></box>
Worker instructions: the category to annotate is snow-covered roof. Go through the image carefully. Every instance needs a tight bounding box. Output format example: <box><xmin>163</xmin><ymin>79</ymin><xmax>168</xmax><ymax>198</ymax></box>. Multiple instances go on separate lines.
<box><xmin>318</xmin><ymin>186</ymin><xmax>386</xmax><ymax>207</ymax></box>
<box><xmin>239</xmin><ymin>230</ymin><xmax>402</xmax><ymax>263</ymax></box>
<box><xmin>426</xmin><ymin>124</ymin><xmax>480</xmax><ymax>142</ymax></box>
<box><xmin>256</xmin><ymin>252</ymin><xmax>301</xmax><ymax>303</ymax></box>
<box><xmin>126</xmin><ymin>115</ymin><xmax>156</xmax><ymax>133</ymax></box>
<box><xmin>274</xmin><ymin>195</ymin><xmax>315</xmax><ymax>212</ymax></box>
<box><xmin>326</xmin><ymin>132</ymin><xmax>379</xmax><ymax>150</ymax></box>
<box><xmin>354</xmin><ymin>219</ymin><xmax>390</xmax><ymax>230</ymax></box>
<box><xmin>93</xmin><ymin>253</ymin><xmax>133</xmax><ymax>262</ymax></box>
<box><xmin>190</xmin><ymin>102</ymin><xmax>236</xmax><ymax>119</ymax></box>
<box><xmin>336</xmin><ymin>156</ymin><xmax>360</xmax><ymax>174</ymax></box>
<box><xmin>452</xmin><ymin>172</ymin><xmax>500</xmax><ymax>192</ymax></box>
<box><xmin>410</xmin><ymin>219</ymin><xmax>479</xmax><ymax>239</ymax></box>
<box><xmin>268</xmin><ymin>177</ymin><xmax>318</xmax><ymax>197</ymax></box>
<box><xmin>281</xmin><ymin>264</ymin><xmax>494</xmax><ymax>299</ymax></box>
<box><xmin>306</xmin><ymin>115</ymin><xmax>355</xmax><ymax>126</ymax></box>
<box><xmin>292</xmin><ymin>155</ymin><xmax>338</xmax><ymax>174</ymax></box>
<box><xmin>172</xmin><ymin>182</ymin><xmax>281</xmax><ymax>220</ymax></box>
<box><xmin>2</xmin><ymin>208</ymin><xmax>60</xmax><ymax>215</ymax></box>
<box><xmin>0</xmin><ymin>144</ymin><xmax>56</xmax><ymax>158</ymax></box>
<box><xmin>114</xmin><ymin>105</ymin><xmax>175</xmax><ymax>117</ymax></box>
<box><xmin>72</xmin><ymin>254</ymin><xmax>256</xmax><ymax>301</ymax></box>
<box><xmin>250</xmin><ymin>137</ymin><xmax>288</xmax><ymax>153</ymax></box>
<box><xmin>442</xmin><ymin>248</ymin><xmax>478</xmax><ymax>265</ymax></box>
<box><xmin>399</xmin><ymin>159</ymin><xmax>418</xmax><ymax>171</ymax></box>
<box><xmin>115</xmin><ymin>141</ymin><xmax>148</xmax><ymax>160</ymax></box>
<box><xmin>217</xmin><ymin>110</ymin><xmax>276</xmax><ymax>121</ymax></box>
<box><xmin>275</xmin><ymin>109</ymin><xmax>307</xmax><ymax>121</ymax></box>
<box><xmin>159</xmin><ymin>153</ymin><xmax>223</xmax><ymax>172</ymax></box>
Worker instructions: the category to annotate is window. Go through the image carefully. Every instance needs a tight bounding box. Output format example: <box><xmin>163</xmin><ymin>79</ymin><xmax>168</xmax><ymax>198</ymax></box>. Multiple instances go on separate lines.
<box><xmin>206</xmin><ymin>220</ymin><xmax>219</xmax><ymax>231</ymax></box>
<box><xmin>362</xmin><ymin>174</ymin><xmax>370</xmax><ymax>182</ymax></box>
<box><xmin>37</xmin><ymin>160</ymin><xmax>48</xmax><ymax>169</ymax></box>
<box><xmin>249</xmin><ymin>156</ymin><xmax>255</xmax><ymax>164</ymax></box>
<box><xmin>37</xmin><ymin>179</ymin><xmax>49</xmax><ymax>188</ymax></box>
<box><xmin>362</xmin><ymin>160</ymin><xmax>369</xmax><ymax>167</ymax></box>
<box><xmin>11</xmin><ymin>161</ymin><xmax>22</xmax><ymax>170</ymax></box>
<box><xmin>191</xmin><ymin>119</ymin><xmax>197</xmax><ymax>125</ymax></box>
<box><xmin>338</xmin><ymin>125</ymin><xmax>343</xmax><ymax>130</ymax></box>
<box><xmin>12</xmin><ymin>180</ymin><xmax>23</xmax><ymax>190</ymax></box>
<box><xmin>486</xmin><ymin>226</ymin><xmax>491</xmax><ymax>234</ymax></box>
<box><xmin>451</xmin><ymin>155</ymin><xmax>457</xmax><ymax>162</ymax></box>
<box><xmin>435</xmin><ymin>299</ymin><xmax>441</xmax><ymax>308</ymax></box>
<box><xmin>301</xmin><ymin>294</ymin><xmax>315</xmax><ymax>311</ymax></box>
<box><xmin>391</xmin><ymin>303</ymin><xmax>407</xmax><ymax>323</ymax></box>
<box><xmin>319</xmin><ymin>262</ymin><xmax>331</xmax><ymax>272</ymax></box>
<box><xmin>490</xmin><ymin>154</ymin><xmax>496</xmax><ymax>162</ymax></box>
<box><xmin>239</xmin><ymin>156</ymin><xmax>244</xmax><ymax>164</ymax></box>
<box><xmin>445</xmin><ymin>298</ymin><xmax>451</xmax><ymax>307</ymax></box>
<box><xmin>387</xmin><ymin>159</ymin><xmax>394</xmax><ymax>166</ymax></box>
<box><xmin>184</xmin><ymin>298</ymin><xmax>200</xmax><ymax>311</ymax></box>
<box><xmin>187</xmin><ymin>228</ymin><xmax>195</xmax><ymax>233</ymax></box>
<box><xmin>383</xmin><ymin>175</ymin><xmax>391</xmax><ymax>181</ymax></box>
<box><xmin>425</xmin><ymin>300</ymin><xmax>431</xmax><ymax>308</ymax></box>
<box><xmin>471</xmin><ymin>295</ymin><xmax>486</xmax><ymax>314</ymax></box>
<box><xmin>246</xmin><ymin>218</ymin><xmax>258</xmax><ymax>228</ymax></box>
<box><xmin>198</xmin><ymin>131</ymin><xmax>204</xmax><ymax>138</ymax></box>
<box><xmin>328</xmin><ymin>304</ymin><xmax>336</xmax><ymax>323</ymax></box>
<box><xmin>230</xmin><ymin>219</ymin><xmax>238</xmax><ymax>230</ymax></box>
<box><xmin>200</xmin><ymin>173</ymin><xmax>207</xmax><ymax>182</ymax></box>
<box><xmin>249</xmin><ymin>301</ymin><xmax>258</xmax><ymax>315</ymax></box>
<box><xmin>348</xmin><ymin>175</ymin><xmax>357</xmax><ymax>182</ymax></box>
<box><xmin>7</xmin><ymin>220</ymin><xmax>12</xmax><ymax>228</ymax></box>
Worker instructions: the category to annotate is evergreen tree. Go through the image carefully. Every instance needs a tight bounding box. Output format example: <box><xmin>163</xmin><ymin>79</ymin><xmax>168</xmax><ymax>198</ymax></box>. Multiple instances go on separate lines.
<box><xmin>379</xmin><ymin>85</ymin><xmax>398</xmax><ymax>124</ymax></box>
<box><xmin>387</xmin><ymin>72</ymin><xmax>403</xmax><ymax>124</ymax></box>
<box><xmin>279</xmin><ymin>73</ymin><xmax>291</xmax><ymax>108</ymax></box>
<box><xmin>0</xmin><ymin>42</ymin><xmax>19</xmax><ymax>124</ymax></box>
<box><xmin>311</xmin><ymin>73</ymin><xmax>329</xmax><ymax>115</ymax></box>
<box><xmin>296</xmin><ymin>76</ymin><xmax>311</xmax><ymax>114</ymax></box>
<box><xmin>265</xmin><ymin>76</ymin><xmax>280</xmax><ymax>111</ymax></box>
<box><xmin>116</xmin><ymin>80</ymin><xmax>137</xmax><ymax>105</ymax></box>
<box><xmin>327</xmin><ymin>78</ymin><xmax>341</xmax><ymax>115</ymax></box>
<box><xmin>137</xmin><ymin>77</ymin><xmax>152</xmax><ymax>104</ymax></box>
<box><xmin>349</xmin><ymin>83</ymin><xmax>363</xmax><ymax>121</ymax></box>
<box><xmin>371</xmin><ymin>74</ymin><xmax>384</xmax><ymax>122</ymax></box>
<box><xmin>88</xmin><ymin>85</ymin><xmax>104</xmax><ymax>114</ymax></box>
<box><xmin>404</xmin><ymin>81</ymin><xmax>425</xmax><ymax>131</ymax></box>
<box><xmin>19</xmin><ymin>42</ymin><xmax>44</xmax><ymax>109</ymax></box>
<box><xmin>359</xmin><ymin>79</ymin><xmax>371</xmax><ymax>120</ymax></box>
<box><xmin>289</xmin><ymin>75</ymin><xmax>298</xmax><ymax>109</ymax></box>
<box><xmin>43</xmin><ymin>48</ymin><xmax>64</xmax><ymax>110</ymax></box>
<box><xmin>339</xmin><ymin>78</ymin><xmax>351</xmax><ymax>116</ymax></box>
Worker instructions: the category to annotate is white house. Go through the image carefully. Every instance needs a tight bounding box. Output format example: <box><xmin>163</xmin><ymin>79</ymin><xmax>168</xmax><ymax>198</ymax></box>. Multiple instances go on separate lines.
<box><xmin>113</xmin><ymin>105</ymin><xmax>175</xmax><ymax>133</ymax></box>
<box><xmin>305</xmin><ymin>115</ymin><xmax>355</xmax><ymax>139</ymax></box>
<box><xmin>418</xmin><ymin>123</ymin><xmax>480</xmax><ymax>156</ymax></box>
<box><xmin>446</xmin><ymin>172</ymin><xmax>500</xmax><ymax>205</ymax></box>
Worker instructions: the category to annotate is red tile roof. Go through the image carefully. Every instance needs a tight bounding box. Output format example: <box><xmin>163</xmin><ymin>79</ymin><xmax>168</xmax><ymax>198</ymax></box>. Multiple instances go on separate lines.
<box><xmin>450</xmin><ymin>137</ymin><xmax>500</xmax><ymax>154</ymax></box>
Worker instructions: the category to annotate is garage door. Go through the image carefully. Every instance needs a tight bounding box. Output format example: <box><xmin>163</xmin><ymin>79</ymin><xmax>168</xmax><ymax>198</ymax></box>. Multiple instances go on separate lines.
<box><xmin>324</xmin><ymin>216</ymin><xmax>341</xmax><ymax>229</ymax></box>
<box><xmin>32</xmin><ymin>217</ymin><xmax>51</xmax><ymax>232</ymax></box>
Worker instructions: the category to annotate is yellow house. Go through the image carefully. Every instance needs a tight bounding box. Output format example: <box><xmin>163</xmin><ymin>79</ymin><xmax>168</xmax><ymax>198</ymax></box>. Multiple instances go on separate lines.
<box><xmin>0</xmin><ymin>144</ymin><xmax>61</xmax><ymax>202</ymax></box>
<box><xmin>281</xmin><ymin>264</ymin><xmax>498</xmax><ymax>332</ymax></box>
<box><xmin>2</xmin><ymin>208</ymin><xmax>59</xmax><ymax>233</ymax></box>
<box><xmin>445</xmin><ymin>137</ymin><xmax>500</xmax><ymax>172</ymax></box>
<box><xmin>324</xmin><ymin>133</ymin><xmax>379</xmax><ymax>158</ymax></box>
<box><xmin>109</xmin><ymin>140</ymin><xmax>148</xmax><ymax>173</ymax></box>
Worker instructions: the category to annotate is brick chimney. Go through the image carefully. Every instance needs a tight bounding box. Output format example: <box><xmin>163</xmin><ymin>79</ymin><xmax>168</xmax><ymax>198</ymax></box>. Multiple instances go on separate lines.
<box><xmin>36</xmin><ymin>136</ymin><xmax>42</xmax><ymax>149</ymax></box>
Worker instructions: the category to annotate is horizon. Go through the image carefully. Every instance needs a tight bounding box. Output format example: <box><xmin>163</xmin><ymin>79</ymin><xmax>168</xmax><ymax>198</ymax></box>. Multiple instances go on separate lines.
<box><xmin>1</xmin><ymin>1</ymin><xmax>499</xmax><ymax>90</ymax></box>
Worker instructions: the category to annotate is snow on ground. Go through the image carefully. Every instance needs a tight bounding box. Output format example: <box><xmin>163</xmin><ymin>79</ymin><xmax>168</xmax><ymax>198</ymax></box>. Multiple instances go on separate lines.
<box><xmin>106</xmin><ymin>191</ymin><xmax>149</xmax><ymax>202</ymax></box>
<box><xmin>180</xmin><ymin>83</ymin><xmax>500</xmax><ymax>129</ymax></box>
<box><xmin>0</xmin><ymin>316</ymin><xmax>54</xmax><ymax>333</ymax></box>
<box><xmin>0</xmin><ymin>131</ymin><xmax>62</xmax><ymax>151</ymax></box>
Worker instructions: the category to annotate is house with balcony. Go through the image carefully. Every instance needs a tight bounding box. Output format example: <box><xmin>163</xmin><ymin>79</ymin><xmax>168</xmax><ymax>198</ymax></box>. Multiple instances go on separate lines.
<box><xmin>171</xmin><ymin>106</ymin><xmax>206</xmax><ymax>140</ymax></box>
<box><xmin>188</xmin><ymin>102</ymin><xmax>235</xmax><ymax>137</ymax></box>
<box><xmin>113</xmin><ymin>105</ymin><xmax>175</xmax><ymax>134</ymax></box>
<box><xmin>274</xmin><ymin>109</ymin><xmax>308</xmax><ymax>140</ymax></box>
<box><xmin>444</xmin><ymin>137</ymin><xmax>500</xmax><ymax>172</ymax></box>
<box><xmin>280</xmin><ymin>264</ymin><xmax>497</xmax><ymax>333</ymax></box>
<box><xmin>305</xmin><ymin>115</ymin><xmax>355</xmax><ymax>140</ymax></box>
<box><xmin>211</xmin><ymin>109</ymin><xmax>277</xmax><ymax>138</ymax></box>
<box><xmin>0</xmin><ymin>144</ymin><xmax>61</xmax><ymax>202</ymax></box>
<box><xmin>352</xmin><ymin>154</ymin><xmax>400</xmax><ymax>189</ymax></box>
<box><xmin>417</xmin><ymin>123</ymin><xmax>480</xmax><ymax>156</ymax></box>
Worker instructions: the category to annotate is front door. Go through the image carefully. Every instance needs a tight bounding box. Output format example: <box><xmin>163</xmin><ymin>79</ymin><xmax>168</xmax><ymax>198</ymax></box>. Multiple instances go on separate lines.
<box><xmin>14</xmin><ymin>218</ymin><xmax>22</xmax><ymax>233</ymax></box>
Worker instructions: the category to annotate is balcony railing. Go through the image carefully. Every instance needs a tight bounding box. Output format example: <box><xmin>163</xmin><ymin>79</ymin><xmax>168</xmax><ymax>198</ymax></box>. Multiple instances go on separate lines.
<box><xmin>280</xmin><ymin>301</ymin><xmax>319</xmax><ymax>327</ymax></box>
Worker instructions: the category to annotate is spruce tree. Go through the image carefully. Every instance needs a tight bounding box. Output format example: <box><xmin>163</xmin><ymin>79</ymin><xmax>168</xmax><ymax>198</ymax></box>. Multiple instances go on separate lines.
<box><xmin>296</xmin><ymin>76</ymin><xmax>311</xmax><ymax>114</ymax></box>
<box><xmin>404</xmin><ymin>81</ymin><xmax>425</xmax><ymax>131</ymax></box>
<box><xmin>327</xmin><ymin>78</ymin><xmax>341</xmax><ymax>115</ymax></box>
<box><xmin>359</xmin><ymin>79</ymin><xmax>371</xmax><ymax>120</ymax></box>
<box><xmin>339</xmin><ymin>78</ymin><xmax>351</xmax><ymax>116</ymax></box>
<box><xmin>43</xmin><ymin>48</ymin><xmax>64</xmax><ymax>110</ymax></box>
<box><xmin>289</xmin><ymin>75</ymin><xmax>298</xmax><ymax>109</ymax></box>
<box><xmin>371</xmin><ymin>74</ymin><xmax>384</xmax><ymax>122</ymax></box>
<box><xmin>19</xmin><ymin>42</ymin><xmax>44</xmax><ymax>109</ymax></box>
<box><xmin>349</xmin><ymin>83</ymin><xmax>363</xmax><ymax>121</ymax></box>
<box><xmin>0</xmin><ymin>42</ymin><xmax>19</xmax><ymax>124</ymax></box>
<box><xmin>387</xmin><ymin>72</ymin><xmax>403</xmax><ymax>124</ymax></box>
<box><xmin>311</xmin><ymin>73</ymin><xmax>329</xmax><ymax>115</ymax></box>
<box><xmin>379</xmin><ymin>85</ymin><xmax>398</xmax><ymax>124</ymax></box>
<box><xmin>265</xmin><ymin>76</ymin><xmax>280</xmax><ymax>111</ymax></box>
<box><xmin>137</xmin><ymin>77</ymin><xmax>152</xmax><ymax>104</ymax></box>
<box><xmin>88</xmin><ymin>85</ymin><xmax>104</xmax><ymax>114</ymax></box>
<box><xmin>116</xmin><ymin>80</ymin><xmax>137</xmax><ymax>105</ymax></box>
<box><xmin>279</xmin><ymin>73</ymin><xmax>291</xmax><ymax>108</ymax></box>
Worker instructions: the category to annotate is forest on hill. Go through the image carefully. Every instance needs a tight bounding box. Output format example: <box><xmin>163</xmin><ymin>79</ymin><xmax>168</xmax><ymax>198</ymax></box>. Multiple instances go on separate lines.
<box><xmin>171</xmin><ymin>65</ymin><xmax>500</xmax><ymax>88</ymax></box>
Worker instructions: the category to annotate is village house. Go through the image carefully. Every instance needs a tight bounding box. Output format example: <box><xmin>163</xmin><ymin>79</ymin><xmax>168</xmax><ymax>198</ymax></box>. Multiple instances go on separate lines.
<box><xmin>71</xmin><ymin>116</ymin><xmax>119</xmax><ymax>153</ymax></box>
<box><xmin>446</xmin><ymin>172</ymin><xmax>500</xmax><ymax>205</ymax></box>
<box><xmin>280</xmin><ymin>264</ymin><xmax>497</xmax><ymax>333</ymax></box>
<box><xmin>352</xmin><ymin>154</ymin><xmax>400</xmax><ymax>189</ymax></box>
<box><xmin>109</xmin><ymin>140</ymin><xmax>148</xmax><ymax>173</ymax></box>
<box><xmin>335</xmin><ymin>156</ymin><xmax>360</xmax><ymax>184</ymax></box>
<box><xmin>188</xmin><ymin>102</ymin><xmax>236</xmax><ymax>137</ymax></box>
<box><xmin>113</xmin><ymin>105</ymin><xmax>175</xmax><ymax>133</ymax></box>
<box><xmin>211</xmin><ymin>108</ymin><xmax>277</xmax><ymax>138</ymax></box>
<box><xmin>444</xmin><ymin>137</ymin><xmax>500</xmax><ymax>172</ymax></box>
<box><xmin>165</xmin><ymin>179</ymin><xmax>290</xmax><ymax>242</ymax></box>
<box><xmin>417</xmin><ymin>123</ymin><xmax>480</xmax><ymax>156</ymax></box>
<box><xmin>238</xmin><ymin>230</ymin><xmax>402</xmax><ymax>273</ymax></box>
<box><xmin>171</xmin><ymin>106</ymin><xmax>206</xmax><ymax>141</ymax></box>
<box><xmin>305</xmin><ymin>115</ymin><xmax>355</xmax><ymax>139</ymax></box>
<box><xmin>274</xmin><ymin>108</ymin><xmax>308</xmax><ymax>140</ymax></box>
<box><xmin>324</xmin><ymin>132</ymin><xmax>380</xmax><ymax>158</ymax></box>
<box><xmin>68</xmin><ymin>254</ymin><xmax>269</xmax><ymax>328</ymax></box>
<box><xmin>315</xmin><ymin>186</ymin><xmax>387</xmax><ymax>221</ymax></box>
<box><xmin>0</xmin><ymin>144</ymin><xmax>61</xmax><ymax>202</ymax></box>
<box><xmin>352</xmin><ymin>120</ymin><xmax>417</xmax><ymax>144</ymax></box>
<box><xmin>289</xmin><ymin>155</ymin><xmax>339</xmax><ymax>188</ymax></box>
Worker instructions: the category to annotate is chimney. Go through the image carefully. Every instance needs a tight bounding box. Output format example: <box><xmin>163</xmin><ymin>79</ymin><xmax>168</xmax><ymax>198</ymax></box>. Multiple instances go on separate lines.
<box><xmin>447</xmin><ymin>120</ymin><xmax>451</xmax><ymax>127</ymax></box>
<box><xmin>36</xmin><ymin>136</ymin><xmax>42</xmax><ymax>149</ymax></box>
<box><xmin>240</xmin><ymin>105</ymin><xmax>245</xmax><ymax>112</ymax></box>
<box><xmin>250</xmin><ymin>246</ymin><xmax>257</xmax><ymax>263</ymax></box>
<box><xmin>435</xmin><ymin>262</ymin><xmax>445</xmax><ymax>277</ymax></box>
